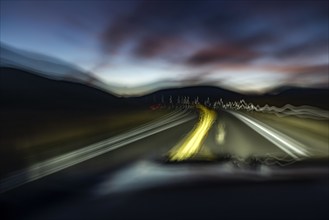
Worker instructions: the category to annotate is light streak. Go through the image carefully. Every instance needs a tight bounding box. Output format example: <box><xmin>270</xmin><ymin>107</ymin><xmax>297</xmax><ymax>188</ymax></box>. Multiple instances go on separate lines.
<box><xmin>220</xmin><ymin>100</ymin><xmax>328</xmax><ymax>120</ymax></box>
<box><xmin>168</xmin><ymin>97</ymin><xmax>329</xmax><ymax>120</ymax></box>
<box><xmin>0</xmin><ymin>110</ymin><xmax>195</xmax><ymax>193</ymax></box>
<box><xmin>216</xmin><ymin>122</ymin><xmax>226</xmax><ymax>145</ymax></box>
<box><xmin>229</xmin><ymin>111</ymin><xmax>310</xmax><ymax>159</ymax></box>
<box><xmin>169</xmin><ymin>105</ymin><xmax>216</xmax><ymax>161</ymax></box>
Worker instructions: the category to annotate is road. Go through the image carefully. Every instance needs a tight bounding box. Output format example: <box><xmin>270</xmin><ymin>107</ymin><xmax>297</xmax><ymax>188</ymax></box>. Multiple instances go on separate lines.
<box><xmin>1</xmin><ymin>106</ymin><xmax>328</xmax><ymax>220</ymax></box>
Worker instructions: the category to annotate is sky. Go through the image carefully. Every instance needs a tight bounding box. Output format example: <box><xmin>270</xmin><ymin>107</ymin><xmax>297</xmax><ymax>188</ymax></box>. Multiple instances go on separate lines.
<box><xmin>0</xmin><ymin>0</ymin><xmax>328</xmax><ymax>95</ymax></box>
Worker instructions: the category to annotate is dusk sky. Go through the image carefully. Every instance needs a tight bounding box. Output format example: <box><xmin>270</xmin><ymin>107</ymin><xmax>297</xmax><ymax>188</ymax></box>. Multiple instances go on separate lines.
<box><xmin>1</xmin><ymin>0</ymin><xmax>328</xmax><ymax>95</ymax></box>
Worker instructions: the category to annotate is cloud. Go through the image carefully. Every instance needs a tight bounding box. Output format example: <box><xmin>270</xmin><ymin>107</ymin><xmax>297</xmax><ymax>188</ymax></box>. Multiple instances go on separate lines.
<box><xmin>279</xmin><ymin>64</ymin><xmax>329</xmax><ymax>75</ymax></box>
<box><xmin>283</xmin><ymin>64</ymin><xmax>329</xmax><ymax>87</ymax></box>
<box><xmin>274</xmin><ymin>38</ymin><xmax>329</xmax><ymax>59</ymax></box>
<box><xmin>3</xmin><ymin>0</ymin><xmax>327</xmax><ymax>94</ymax></box>
<box><xmin>186</xmin><ymin>44</ymin><xmax>258</xmax><ymax>66</ymax></box>
<box><xmin>132</xmin><ymin>35</ymin><xmax>187</xmax><ymax>59</ymax></box>
<box><xmin>100</xmin><ymin>18</ymin><xmax>135</xmax><ymax>54</ymax></box>
<box><xmin>98</xmin><ymin>1</ymin><xmax>228</xmax><ymax>56</ymax></box>
<box><xmin>99</xmin><ymin>0</ymin><xmax>327</xmax><ymax>60</ymax></box>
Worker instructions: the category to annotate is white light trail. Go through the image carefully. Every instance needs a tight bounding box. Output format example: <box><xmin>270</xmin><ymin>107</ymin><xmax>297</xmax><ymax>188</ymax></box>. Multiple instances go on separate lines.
<box><xmin>0</xmin><ymin>110</ymin><xmax>196</xmax><ymax>193</ymax></box>
<box><xmin>229</xmin><ymin>111</ymin><xmax>311</xmax><ymax>159</ymax></box>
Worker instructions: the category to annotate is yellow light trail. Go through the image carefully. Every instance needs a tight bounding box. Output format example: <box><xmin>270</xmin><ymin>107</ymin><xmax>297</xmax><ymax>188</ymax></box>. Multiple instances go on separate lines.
<box><xmin>168</xmin><ymin>105</ymin><xmax>217</xmax><ymax>161</ymax></box>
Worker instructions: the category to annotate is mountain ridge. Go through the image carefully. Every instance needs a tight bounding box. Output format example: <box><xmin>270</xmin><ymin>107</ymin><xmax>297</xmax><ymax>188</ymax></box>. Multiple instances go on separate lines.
<box><xmin>1</xmin><ymin>66</ymin><xmax>328</xmax><ymax>110</ymax></box>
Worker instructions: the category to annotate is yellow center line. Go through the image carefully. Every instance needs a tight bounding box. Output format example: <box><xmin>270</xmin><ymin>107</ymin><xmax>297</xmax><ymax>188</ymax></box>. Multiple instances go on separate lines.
<box><xmin>168</xmin><ymin>105</ymin><xmax>217</xmax><ymax>161</ymax></box>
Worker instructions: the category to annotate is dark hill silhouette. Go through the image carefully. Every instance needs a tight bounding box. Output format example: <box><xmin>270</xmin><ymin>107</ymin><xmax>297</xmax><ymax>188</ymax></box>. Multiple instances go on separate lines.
<box><xmin>0</xmin><ymin>67</ymin><xmax>132</xmax><ymax>112</ymax></box>
<box><xmin>1</xmin><ymin>67</ymin><xmax>328</xmax><ymax>111</ymax></box>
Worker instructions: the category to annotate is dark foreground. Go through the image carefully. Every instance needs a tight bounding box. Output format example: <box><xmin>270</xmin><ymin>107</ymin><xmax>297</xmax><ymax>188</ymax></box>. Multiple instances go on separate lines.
<box><xmin>1</xmin><ymin>109</ymin><xmax>328</xmax><ymax>220</ymax></box>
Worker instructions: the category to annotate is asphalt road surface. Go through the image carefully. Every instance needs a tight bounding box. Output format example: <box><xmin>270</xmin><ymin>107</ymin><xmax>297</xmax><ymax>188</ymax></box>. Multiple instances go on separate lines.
<box><xmin>1</xmin><ymin>107</ymin><xmax>328</xmax><ymax>220</ymax></box>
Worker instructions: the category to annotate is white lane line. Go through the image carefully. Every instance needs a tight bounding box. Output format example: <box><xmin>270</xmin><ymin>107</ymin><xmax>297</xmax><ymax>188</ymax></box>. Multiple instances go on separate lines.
<box><xmin>37</xmin><ymin>110</ymin><xmax>190</xmax><ymax>167</ymax></box>
<box><xmin>29</xmin><ymin>110</ymin><xmax>187</xmax><ymax>169</ymax></box>
<box><xmin>1</xmin><ymin>112</ymin><xmax>196</xmax><ymax>193</ymax></box>
<box><xmin>229</xmin><ymin>111</ymin><xmax>310</xmax><ymax>159</ymax></box>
